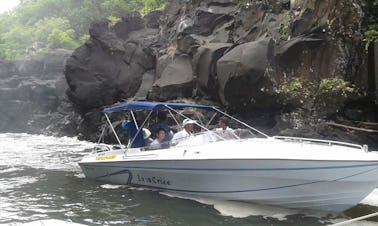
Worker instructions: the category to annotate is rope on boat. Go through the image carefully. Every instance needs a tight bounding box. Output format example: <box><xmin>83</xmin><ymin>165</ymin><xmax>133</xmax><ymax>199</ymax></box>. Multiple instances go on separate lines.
<box><xmin>329</xmin><ymin>212</ymin><xmax>378</xmax><ymax>226</ymax></box>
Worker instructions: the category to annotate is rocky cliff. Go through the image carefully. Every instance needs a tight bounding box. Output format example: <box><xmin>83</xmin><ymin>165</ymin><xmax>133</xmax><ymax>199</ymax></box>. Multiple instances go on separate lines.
<box><xmin>0</xmin><ymin>0</ymin><xmax>372</xmax><ymax>147</ymax></box>
<box><xmin>62</xmin><ymin>0</ymin><xmax>378</xmax><ymax>147</ymax></box>
<box><xmin>0</xmin><ymin>50</ymin><xmax>80</xmax><ymax>135</ymax></box>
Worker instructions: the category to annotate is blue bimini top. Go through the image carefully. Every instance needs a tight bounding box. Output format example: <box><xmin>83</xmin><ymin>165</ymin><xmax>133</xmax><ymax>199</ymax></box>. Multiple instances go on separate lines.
<box><xmin>103</xmin><ymin>101</ymin><xmax>215</xmax><ymax>113</ymax></box>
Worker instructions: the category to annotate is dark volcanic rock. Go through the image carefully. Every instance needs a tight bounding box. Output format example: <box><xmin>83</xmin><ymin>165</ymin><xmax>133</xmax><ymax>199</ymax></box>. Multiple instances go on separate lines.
<box><xmin>60</xmin><ymin>0</ymin><xmax>377</xmax><ymax>147</ymax></box>
<box><xmin>17</xmin><ymin>49</ymin><xmax>71</xmax><ymax>78</ymax></box>
<box><xmin>135</xmin><ymin>70</ymin><xmax>155</xmax><ymax>100</ymax></box>
<box><xmin>0</xmin><ymin>61</ymin><xmax>17</xmax><ymax>78</ymax></box>
<box><xmin>192</xmin><ymin>9</ymin><xmax>234</xmax><ymax>36</ymax></box>
<box><xmin>0</xmin><ymin>50</ymin><xmax>79</xmax><ymax>136</ymax></box>
<box><xmin>65</xmin><ymin>17</ymin><xmax>155</xmax><ymax>111</ymax></box>
<box><xmin>114</xmin><ymin>12</ymin><xmax>145</xmax><ymax>40</ymax></box>
<box><xmin>217</xmin><ymin>38</ymin><xmax>277</xmax><ymax>110</ymax></box>
<box><xmin>149</xmin><ymin>55</ymin><xmax>194</xmax><ymax>100</ymax></box>
<box><xmin>193</xmin><ymin>43</ymin><xmax>232</xmax><ymax>97</ymax></box>
<box><xmin>156</xmin><ymin>54</ymin><xmax>173</xmax><ymax>79</ymax></box>
<box><xmin>144</xmin><ymin>10</ymin><xmax>163</xmax><ymax>29</ymax></box>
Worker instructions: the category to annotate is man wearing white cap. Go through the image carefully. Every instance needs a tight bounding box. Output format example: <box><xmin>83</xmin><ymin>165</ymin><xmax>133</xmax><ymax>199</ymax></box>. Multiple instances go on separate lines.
<box><xmin>172</xmin><ymin>118</ymin><xmax>196</xmax><ymax>142</ymax></box>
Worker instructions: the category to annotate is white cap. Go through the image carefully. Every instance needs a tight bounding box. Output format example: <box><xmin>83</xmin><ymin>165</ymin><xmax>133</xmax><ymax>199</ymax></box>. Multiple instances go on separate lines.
<box><xmin>182</xmin><ymin>118</ymin><xmax>196</xmax><ymax>127</ymax></box>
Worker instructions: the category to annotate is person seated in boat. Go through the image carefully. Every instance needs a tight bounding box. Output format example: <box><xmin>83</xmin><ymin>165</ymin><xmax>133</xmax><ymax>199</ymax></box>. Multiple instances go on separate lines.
<box><xmin>215</xmin><ymin>117</ymin><xmax>234</xmax><ymax>132</ymax></box>
<box><xmin>121</xmin><ymin>120</ymin><xmax>145</xmax><ymax>148</ymax></box>
<box><xmin>172</xmin><ymin>119</ymin><xmax>196</xmax><ymax>142</ymax></box>
<box><xmin>150</xmin><ymin>128</ymin><xmax>169</xmax><ymax>149</ymax></box>
<box><xmin>150</xmin><ymin>111</ymin><xmax>173</xmax><ymax>142</ymax></box>
<box><xmin>214</xmin><ymin>117</ymin><xmax>240</xmax><ymax>139</ymax></box>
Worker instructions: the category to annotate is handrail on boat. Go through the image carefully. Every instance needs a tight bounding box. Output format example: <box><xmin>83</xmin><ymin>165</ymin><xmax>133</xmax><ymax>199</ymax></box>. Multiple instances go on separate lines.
<box><xmin>272</xmin><ymin>136</ymin><xmax>366</xmax><ymax>150</ymax></box>
<box><xmin>329</xmin><ymin>212</ymin><xmax>378</xmax><ymax>226</ymax></box>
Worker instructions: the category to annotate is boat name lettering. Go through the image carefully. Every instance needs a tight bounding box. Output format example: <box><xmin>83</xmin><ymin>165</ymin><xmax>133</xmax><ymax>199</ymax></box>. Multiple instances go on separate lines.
<box><xmin>95</xmin><ymin>155</ymin><xmax>116</xmax><ymax>160</ymax></box>
<box><xmin>137</xmin><ymin>174</ymin><xmax>171</xmax><ymax>185</ymax></box>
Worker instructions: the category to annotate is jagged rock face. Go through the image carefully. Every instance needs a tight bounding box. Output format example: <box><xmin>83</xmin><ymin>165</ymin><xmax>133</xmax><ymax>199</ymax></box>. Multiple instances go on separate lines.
<box><xmin>149</xmin><ymin>55</ymin><xmax>194</xmax><ymax>100</ymax></box>
<box><xmin>67</xmin><ymin>1</ymin><xmax>366</xmax><ymax>107</ymax></box>
<box><xmin>61</xmin><ymin>0</ymin><xmax>373</xmax><ymax>141</ymax></box>
<box><xmin>217</xmin><ymin>38</ymin><xmax>277</xmax><ymax>110</ymax></box>
<box><xmin>193</xmin><ymin>43</ymin><xmax>232</xmax><ymax>98</ymax></box>
<box><xmin>0</xmin><ymin>50</ymin><xmax>79</xmax><ymax>135</ymax></box>
<box><xmin>65</xmin><ymin>15</ymin><xmax>157</xmax><ymax>111</ymax></box>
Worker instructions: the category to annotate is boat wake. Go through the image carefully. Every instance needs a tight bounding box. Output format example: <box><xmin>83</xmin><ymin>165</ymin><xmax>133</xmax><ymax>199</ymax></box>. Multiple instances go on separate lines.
<box><xmin>160</xmin><ymin>192</ymin><xmax>333</xmax><ymax>220</ymax></box>
<box><xmin>360</xmin><ymin>188</ymin><xmax>378</xmax><ymax>206</ymax></box>
<box><xmin>160</xmin><ymin>188</ymin><xmax>378</xmax><ymax>224</ymax></box>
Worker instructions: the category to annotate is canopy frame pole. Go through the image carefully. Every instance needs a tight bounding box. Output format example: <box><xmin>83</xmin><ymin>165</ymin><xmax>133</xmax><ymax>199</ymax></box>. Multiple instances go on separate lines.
<box><xmin>127</xmin><ymin>110</ymin><xmax>153</xmax><ymax>149</ymax></box>
<box><xmin>104</xmin><ymin>113</ymin><xmax>122</xmax><ymax>146</ymax></box>
<box><xmin>193</xmin><ymin>111</ymin><xmax>204</xmax><ymax>125</ymax></box>
<box><xmin>164</xmin><ymin>105</ymin><xmax>226</xmax><ymax>141</ymax></box>
<box><xmin>97</xmin><ymin>123</ymin><xmax>107</xmax><ymax>144</ymax></box>
<box><xmin>206</xmin><ymin>112</ymin><xmax>218</xmax><ymax>128</ymax></box>
<box><xmin>168</xmin><ymin>110</ymin><xmax>181</xmax><ymax>129</ymax></box>
<box><xmin>130</xmin><ymin>110</ymin><xmax>139</xmax><ymax>130</ymax></box>
<box><xmin>212</xmin><ymin>107</ymin><xmax>270</xmax><ymax>138</ymax></box>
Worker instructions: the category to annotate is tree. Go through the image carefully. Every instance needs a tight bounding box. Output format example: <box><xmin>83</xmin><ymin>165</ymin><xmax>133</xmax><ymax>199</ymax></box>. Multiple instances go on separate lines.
<box><xmin>0</xmin><ymin>0</ymin><xmax>167</xmax><ymax>60</ymax></box>
<box><xmin>33</xmin><ymin>17</ymin><xmax>72</xmax><ymax>43</ymax></box>
<box><xmin>141</xmin><ymin>0</ymin><xmax>165</xmax><ymax>15</ymax></box>
<box><xmin>47</xmin><ymin>28</ymin><xmax>79</xmax><ymax>49</ymax></box>
<box><xmin>101</xmin><ymin>0</ymin><xmax>143</xmax><ymax>17</ymax></box>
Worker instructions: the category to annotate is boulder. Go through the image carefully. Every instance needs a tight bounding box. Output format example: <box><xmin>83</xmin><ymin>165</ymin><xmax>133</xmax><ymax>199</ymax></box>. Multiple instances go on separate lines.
<box><xmin>114</xmin><ymin>12</ymin><xmax>145</xmax><ymax>40</ymax></box>
<box><xmin>134</xmin><ymin>70</ymin><xmax>155</xmax><ymax>100</ymax></box>
<box><xmin>149</xmin><ymin>55</ymin><xmax>194</xmax><ymax>100</ymax></box>
<box><xmin>233</xmin><ymin>1</ymin><xmax>281</xmax><ymax>43</ymax></box>
<box><xmin>89</xmin><ymin>20</ymin><xmax>125</xmax><ymax>51</ymax></box>
<box><xmin>65</xmin><ymin>19</ymin><xmax>154</xmax><ymax>111</ymax></box>
<box><xmin>192</xmin><ymin>9</ymin><xmax>234</xmax><ymax>36</ymax></box>
<box><xmin>156</xmin><ymin>54</ymin><xmax>173</xmax><ymax>79</ymax></box>
<box><xmin>275</xmin><ymin>34</ymin><xmax>329</xmax><ymax>79</ymax></box>
<box><xmin>216</xmin><ymin>38</ymin><xmax>277</xmax><ymax>110</ymax></box>
<box><xmin>144</xmin><ymin>10</ymin><xmax>163</xmax><ymax>29</ymax></box>
<box><xmin>193</xmin><ymin>43</ymin><xmax>232</xmax><ymax>97</ymax></box>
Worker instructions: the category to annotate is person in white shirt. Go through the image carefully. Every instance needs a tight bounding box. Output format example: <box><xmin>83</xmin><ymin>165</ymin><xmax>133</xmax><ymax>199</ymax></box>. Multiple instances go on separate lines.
<box><xmin>172</xmin><ymin>118</ymin><xmax>196</xmax><ymax>142</ymax></box>
<box><xmin>150</xmin><ymin>128</ymin><xmax>166</xmax><ymax>149</ymax></box>
<box><xmin>215</xmin><ymin>117</ymin><xmax>234</xmax><ymax>132</ymax></box>
<box><xmin>215</xmin><ymin>117</ymin><xmax>240</xmax><ymax>139</ymax></box>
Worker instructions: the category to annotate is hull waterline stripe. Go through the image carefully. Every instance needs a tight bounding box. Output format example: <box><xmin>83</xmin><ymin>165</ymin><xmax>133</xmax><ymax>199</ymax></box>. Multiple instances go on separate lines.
<box><xmin>80</xmin><ymin>162</ymin><xmax>378</xmax><ymax>171</ymax></box>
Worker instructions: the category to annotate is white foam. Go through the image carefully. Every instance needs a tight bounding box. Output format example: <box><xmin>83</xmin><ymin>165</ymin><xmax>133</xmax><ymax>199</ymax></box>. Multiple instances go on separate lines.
<box><xmin>360</xmin><ymin>188</ymin><xmax>378</xmax><ymax>206</ymax></box>
<box><xmin>160</xmin><ymin>192</ymin><xmax>332</xmax><ymax>220</ymax></box>
<box><xmin>0</xmin><ymin>133</ymin><xmax>94</xmax><ymax>171</ymax></box>
<box><xmin>100</xmin><ymin>184</ymin><xmax>125</xmax><ymax>189</ymax></box>
<box><xmin>21</xmin><ymin>219</ymin><xmax>87</xmax><ymax>226</ymax></box>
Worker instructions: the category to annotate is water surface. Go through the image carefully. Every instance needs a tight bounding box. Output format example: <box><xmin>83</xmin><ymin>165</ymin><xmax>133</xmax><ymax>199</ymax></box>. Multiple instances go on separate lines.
<box><xmin>0</xmin><ymin>133</ymin><xmax>377</xmax><ymax>225</ymax></box>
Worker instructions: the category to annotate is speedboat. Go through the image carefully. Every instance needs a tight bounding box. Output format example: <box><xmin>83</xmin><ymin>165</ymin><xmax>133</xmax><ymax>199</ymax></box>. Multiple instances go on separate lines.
<box><xmin>79</xmin><ymin>101</ymin><xmax>378</xmax><ymax>212</ymax></box>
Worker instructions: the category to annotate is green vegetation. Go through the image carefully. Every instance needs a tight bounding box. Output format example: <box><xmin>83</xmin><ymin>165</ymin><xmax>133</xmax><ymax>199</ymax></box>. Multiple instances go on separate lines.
<box><xmin>279</xmin><ymin>77</ymin><xmax>355</xmax><ymax>114</ymax></box>
<box><xmin>279</xmin><ymin>77</ymin><xmax>354</xmax><ymax>99</ymax></box>
<box><xmin>279</xmin><ymin>11</ymin><xmax>290</xmax><ymax>41</ymax></box>
<box><xmin>364</xmin><ymin>0</ymin><xmax>378</xmax><ymax>49</ymax></box>
<box><xmin>0</xmin><ymin>0</ymin><xmax>166</xmax><ymax>60</ymax></box>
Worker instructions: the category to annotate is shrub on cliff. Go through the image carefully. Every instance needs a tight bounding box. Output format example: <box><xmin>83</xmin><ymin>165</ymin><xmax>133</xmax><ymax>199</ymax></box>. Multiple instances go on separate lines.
<box><xmin>279</xmin><ymin>77</ymin><xmax>356</xmax><ymax>117</ymax></box>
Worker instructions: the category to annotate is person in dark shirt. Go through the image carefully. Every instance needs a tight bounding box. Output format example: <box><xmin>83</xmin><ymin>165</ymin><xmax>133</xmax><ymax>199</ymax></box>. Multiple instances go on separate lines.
<box><xmin>121</xmin><ymin>120</ymin><xmax>145</xmax><ymax>148</ymax></box>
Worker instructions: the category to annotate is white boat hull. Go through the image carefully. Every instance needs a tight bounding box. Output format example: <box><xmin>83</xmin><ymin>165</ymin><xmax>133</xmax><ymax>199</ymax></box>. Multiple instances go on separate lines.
<box><xmin>79</xmin><ymin>138</ymin><xmax>378</xmax><ymax>212</ymax></box>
